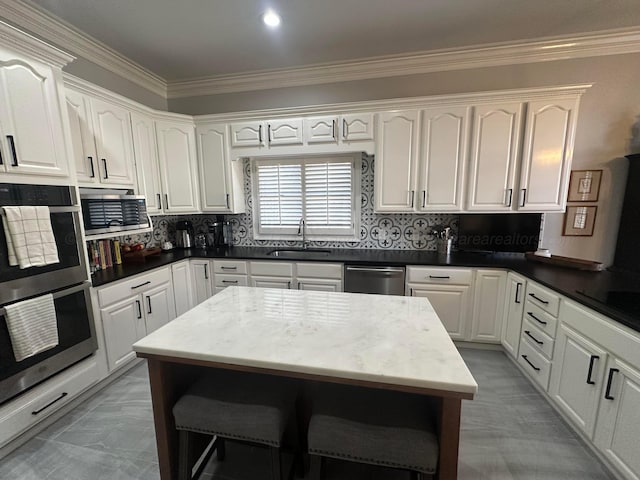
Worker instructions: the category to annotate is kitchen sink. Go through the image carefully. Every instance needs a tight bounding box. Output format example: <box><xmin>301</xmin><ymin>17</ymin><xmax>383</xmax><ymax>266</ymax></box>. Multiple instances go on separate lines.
<box><xmin>267</xmin><ymin>248</ymin><xmax>332</xmax><ymax>258</ymax></box>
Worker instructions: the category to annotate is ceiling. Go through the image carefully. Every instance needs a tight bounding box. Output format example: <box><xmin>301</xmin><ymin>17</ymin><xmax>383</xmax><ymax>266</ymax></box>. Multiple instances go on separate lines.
<box><xmin>28</xmin><ymin>0</ymin><xmax>640</xmax><ymax>81</ymax></box>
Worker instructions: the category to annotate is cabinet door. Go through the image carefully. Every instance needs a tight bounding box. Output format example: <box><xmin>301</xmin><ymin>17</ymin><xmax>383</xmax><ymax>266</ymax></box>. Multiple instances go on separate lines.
<box><xmin>100</xmin><ymin>296</ymin><xmax>145</xmax><ymax>371</ymax></box>
<box><xmin>501</xmin><ymin>273</ymin><xmax>525</xmax><ymax>358</ymax></box>
<box><xmin>0</xmin><ymin>58</ymin><xmax>68</xmax><ymax>177</ymax></box>
<box><xmin>89</xmin><ymin>97</ymin><xmax>135</xmax><ymax>185</ymax></box>
<box><xmin>191</xmin><ymin>260</ymin><xmax>213</xmax><ymax>305</ymax></box>
<box><xmin>143</xmin><ymin>283</ymin><xmax>176</xmax><ymax>334</ymax></box>
<box><xmin>467</xmin><ymin>102</ymin><xmax>523</xmax><ymax>211</ymax></box>
<box><xmin>197</xmin><ymin>123</ymin><xmax>232</xmax><ymax>212</ymax></box>
<box><xmin>171</xmin><ymin>261</ymin><xmax>193</xmax><ymax>316</ymax></box>
<box><xmin>342</xmin><ymin>113</ymin><xmax>374</xmax><ymax>142</ymax></box>
<box><xmin>518</xmin><ymin>98</ymin><xmax>578</xmax><ymax>211</ymax></box>
<box><xmin>296</xmin><ymin>278</ymin><xmax>342</xmax><ymax>292</ymax></box>
<box><xmin>156</xmin><ymin>120</ymin><xmax>199</xmax><ymax>213</ymax></box>
<box><xmin>594</xmin><ymin>358</ymin><xmax>640</xmax><ymax>479</ymax></box>
<box><xmin>374</xmin><ymin>110</ymin><xmax>419</xmax><ymax>212</ymax></box>
<box><xmin>549</xmin><ymin>324</ymin><xmax>607</xmax><ymax>438</ymax></box>
<box><xmin>131</xmin><ymin>112</ymin><xmax>163</xmax><ymax>213</ymax></box>
<box><xmin>267</xmin><ymin>118</ymin><xmax>303</xmax><ymax>146</ymax></box>
<box><xmin>470</xmin><ymin>270</ymin><xmax>506</xmax><ymax>343</ymax></box>
<box><xmin>230</xmin><ymin>121</ymin><xmax>265</xmax><ymax>147</ymax></box>
<box><xmin>66</xmin><ymin>89</ymin><xmax>98</xmax><ymax>184</ymax></box>
<box><xmin>305</xmin><ymin>116</ymin><xmax>338</xmax><ymax>144</ymax></box>
<box><xmin>418</xmin><ymin>106</ymin><xmax>470</xmax><ymax>211</ymax></box>
<box><xmin>409</xmin><ymin>284</ymin><xmax>470</xmax><ymax>340</ymax></box>
<box><xmin>250</xmin><ymin>276</ymin><xmax>292</xmax><ymax>289</ymax></box>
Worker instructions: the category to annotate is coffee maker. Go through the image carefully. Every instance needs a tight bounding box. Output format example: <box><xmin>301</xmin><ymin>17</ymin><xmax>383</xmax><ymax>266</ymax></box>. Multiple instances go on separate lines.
<box><xmin>207</xmin><ymin>218</ymin><xmax>233</xmax><ymax>248</ymax></box>
<box><xmin>175</xmin><ymin>220</ymin><xmax>194</xmax><ymax>248</ymax></box>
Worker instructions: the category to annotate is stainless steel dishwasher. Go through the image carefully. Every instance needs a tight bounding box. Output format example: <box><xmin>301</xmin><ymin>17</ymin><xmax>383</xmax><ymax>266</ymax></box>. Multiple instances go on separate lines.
<box><xmin>344</xmin><ymin>265</ymin><xmax>406</xmax><ymax>295</ymax></box>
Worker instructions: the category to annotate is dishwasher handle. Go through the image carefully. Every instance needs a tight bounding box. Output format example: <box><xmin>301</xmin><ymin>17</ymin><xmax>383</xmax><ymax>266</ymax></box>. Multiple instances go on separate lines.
<box><xmin>345</xmin><ymin>266</ymin><xmax>405</xmax><ymax>274</ymax></box>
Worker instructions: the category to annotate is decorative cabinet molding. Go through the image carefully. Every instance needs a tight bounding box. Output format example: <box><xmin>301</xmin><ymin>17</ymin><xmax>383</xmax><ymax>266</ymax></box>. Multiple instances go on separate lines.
<box><xmin>305</xmin><ymin>116</ymin><xmax>338</xmax><ymax>144</ymax></box>
<box><xmin>196</xmin><ymin>122</ymin><xmax>245</xmax><ymax>214</ymax></box>
<box><xmin>267</xmin><ymin>118</ymin><xmax>304</xmax><ymax>146</ymax></box>
<box><xmin>0</xmin><ymin>48</ymin><xmax>70</xmax><ymax>179</ymax></box>
<box><xmin>230</xmin><ymin>121</ymin><xmax>265</xmax><ymax>148</ymax></box>
<box><xmin>341</xmin><ymin>113</ymin><xmax>375</xmax><ymax>142</ymax></box>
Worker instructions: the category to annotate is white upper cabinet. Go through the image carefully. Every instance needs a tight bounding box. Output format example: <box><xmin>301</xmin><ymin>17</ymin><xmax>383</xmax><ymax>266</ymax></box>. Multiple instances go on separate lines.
<box><xmin>196</xmin><ymin>122</ymin><xmax>245</xmax><ymax>213</ymax></box>
<box><xmin>155</xmin><ymin>119</ymin><xmax>199</xmax><ymax>213</ymax></box>
<box><xmin>466</xmin><ymin>102</ymin><xmax>524</xmax><ymax>211</ymax></box>
<box><xmin>0</xmin><ymin>52</ymin><xmax>68</xmax><ymax>178</ymax></box>
<box><xmin>66</xmin><ymin>89</ymin><xmax>98</xmax><ymax>183</ymax></box>
<box><xmin>305</xmin><ymin>116</ymin><xmax>338</xmax><ymax>144</ymax></box>
<box><xmin>417</xmin><ymin>106</ymin><xmax>470</xmax><ymax>211</ymax></box>
<box><xmin>374</xmin><ymin>110</ymin><xmax>420</xmax><ymax>212</ymax></box>
<box><xmin>131</xmin><ymin>111</ymin><xmax>163</xmax><ymax>214</ymax></box>
<box><xmin>89</xmin><ymin>97</ymin><xmax>136</xmax><ymax>186</ymax></box>
<box><xmin>267</xmin><ymin>118</ymin><xmax>303</xmax><ymax>146</ymax></box>
<box><xmin>230</xmin><ymin>121</ymin><xmax>265</xmax><ymax>148</ymax></box>
<box><xmin>518</xmin><ymin>98</ymin><xmax>578</xmax><ymax>211</ymax></box>
<box><xmin>341</xmin><ymin>113</ymin><xmax>375</xmax><ymax>142</ymax></box>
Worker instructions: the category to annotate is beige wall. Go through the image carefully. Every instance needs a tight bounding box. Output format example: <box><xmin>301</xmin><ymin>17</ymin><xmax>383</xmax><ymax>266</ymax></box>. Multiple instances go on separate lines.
<box><xmin>169</xmin><ymin>54</ymin><xmax>640</xmax><ymax>265</ymax></box>
<box><xmin>64</xmin><ymin>56</ymin><xmax>168</xmax><ymax>110</ymax></box>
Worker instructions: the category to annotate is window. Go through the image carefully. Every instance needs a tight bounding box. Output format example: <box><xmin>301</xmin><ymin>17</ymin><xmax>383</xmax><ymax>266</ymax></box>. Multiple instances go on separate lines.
<box><xmin>252</xmin><ymin>155</ymin><xmax>360</xmax><ymax>239</ymax></box>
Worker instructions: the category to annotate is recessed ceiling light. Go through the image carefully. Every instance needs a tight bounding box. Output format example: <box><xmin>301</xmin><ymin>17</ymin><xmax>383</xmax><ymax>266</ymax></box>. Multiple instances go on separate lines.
<box><xmin>262</xmin><ymin>9</ymin><xmax>281</xmax><ymax>28</ymax></box>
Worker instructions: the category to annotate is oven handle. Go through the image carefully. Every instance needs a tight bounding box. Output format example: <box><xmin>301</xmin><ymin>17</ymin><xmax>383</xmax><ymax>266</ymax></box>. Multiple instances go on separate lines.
<box><xmin>0</xmin><ymin>282</ymin><xmax>90</xmax><ymax>316</ymax></box>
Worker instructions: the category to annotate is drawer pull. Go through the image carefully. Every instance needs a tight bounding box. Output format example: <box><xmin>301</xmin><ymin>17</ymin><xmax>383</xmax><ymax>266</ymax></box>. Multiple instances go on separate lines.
<box><xmin>521</xmin><ymin>354</ymin><xmax>541</xmax><ymax>372</ymax></box>
<box><xmin>220</xmin><ymin>266</ymin><xmax>237</xmax><ymax>270</ymax></box>
<box><xmin>604</xmin><ymin>368</ymin><xmax>619</xmax><ymax>400</ymax></box>
<box><xmin>131</xmin><ymin>281</ymin><xmax>151</xmax><ymax>290</ymax></box>
<box><xmin>32</xmin><ymin>392</ymin><xmax>68</xmax><ymax>415</ymax></box>
<box><xmin>529</xmin><ymin>293</ymin><xmax>549</xmax><ymax>305</ymax></box>
<box><xmin>524</xmin><ymin>330</ymin><xmax>543</xmax><ymax>345</ymax></box>
<box><xmin>429</xmin><ymin>275</ymin><xmax>450</xmax><ymax>279</ymax></box>
<box><xmin>222</xmin><ymin>280</ymin><xmax>238</xmax><ymax>284</ymax></box>
<box><xmin>586</xmin><ymin>355</ymin><xmax>600</xmax><ymax>385</ymax></box>
<box><xmin>527</xmin><ymin>311</ymin><xmax>547</xmax><ymax>325</ymax></box>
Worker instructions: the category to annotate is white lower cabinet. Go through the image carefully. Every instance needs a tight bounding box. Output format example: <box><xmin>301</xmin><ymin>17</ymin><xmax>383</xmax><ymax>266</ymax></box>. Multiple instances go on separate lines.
<box><xmin>251</xmin><ymin>276</ymin><xmax>293</xmax><ymax>289</ymax></box>
<box><xmin>296</xmin><ymin>278</ymin><xmax>342</xmax><ymax>292</ymax></box>
<box><xmin>212</xmin><ymin>260</ymin><xmax>249</xmax><ymax>294</ymax></box>
<box><xmin>470</xmin><ymin>270</ymin><xmax>506</xmax><ymax>343</ymax></box>
<box><xmin>249</xmin><ymin>262</ymin><xmax>294</xmax><ymax>289</ymax></box>
<box><xmin>190</xmin><ymin>260</ymin><xmax>213</xmax><ymax>305</ymax></box>
<box><xmin>501</xmin><ymin>272</ymin><xmax>526</xmax><ymax>357</ymax></box>
<box><xmin>171</xmin><ymin>261</ymin><xmax>194</xmax><ymax>316</ymax></box>
<box><xmin>295</xmin><ymin>263</ymin><xmax>343</xmax><ymax>292</ymax></box>
<box><xmin>96</xmin><ymin>266</ymin><xmax>176</xmax><ymax>372</ymax></box>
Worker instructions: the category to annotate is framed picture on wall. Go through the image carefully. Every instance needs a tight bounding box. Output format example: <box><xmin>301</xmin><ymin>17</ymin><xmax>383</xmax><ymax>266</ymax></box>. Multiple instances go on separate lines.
<box><xmin>567</xmin><ymin>170</ymin><xmax>603</xmax><ymax>202</ymax></box>
<box><xmin>563</xmin><ymin>206</ymin><xmax>597</xmax><ymax>236</ymax></box>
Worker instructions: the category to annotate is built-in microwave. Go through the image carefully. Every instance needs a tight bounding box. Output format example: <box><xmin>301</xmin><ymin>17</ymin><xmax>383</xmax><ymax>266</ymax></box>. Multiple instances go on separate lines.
<box><xmin>80</xmin><ymin>188</ymin><xmax>150</xmax><ymax>236</ymax></box>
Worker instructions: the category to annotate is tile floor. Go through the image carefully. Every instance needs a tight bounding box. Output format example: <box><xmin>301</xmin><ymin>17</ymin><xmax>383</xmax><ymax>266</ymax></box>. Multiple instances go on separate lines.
<box><xmin>0</xmin><ymin>349</ymin><xmax>615</xmax><ymax>480</ymax></box>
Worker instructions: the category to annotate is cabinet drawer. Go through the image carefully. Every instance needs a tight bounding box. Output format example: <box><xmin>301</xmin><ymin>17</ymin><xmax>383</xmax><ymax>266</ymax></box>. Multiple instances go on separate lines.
<box><xmin>522</xmin><ymin>318</ymin><xmax>555</xmax><ymax>359</ymax></box>
<box><xmin>213</xmin><ymin>260</ymin><xmax>248</xmax><ymax>275</ymax></box>
<box><xmin>250</xmin><ymin>261</ymin><xmax>293</xmax><ymax>277</ymax></box>
<box><xmin>296</xmin><ymin>262</ymin><xmax>342</xmax><ymax>279</ymax></box>
<box><xmin>97</xmin><ymin>267</ymin><xmax>171</xmax><ymax>307</ymax></box>
<box><xmin>214</xmin><ymin>274</ymin><xmax>249</xmax><ymax>288</ymax></box>
<box><xmin>523</xmin><ymin>301</ymin><xmax>558</xmax><ymax>338</ymax></box>
<box><xmin>518</xmin><ymin>337</ymin><xmax>552</xmax><ymax>390</ymax></box>
<box><xmin>525</xmin><ymin>282</ymin><xmax>560</xmax><ymax>317</ymax></box>
<box><xmin>0</xmin><ymin>357</ymin><xmax>99</xmax><ymax>447</ymax></box>
<box><xmin>407</xmin><ymin>266</ymin><xmax>473</xmax><ymax>285</ymax></box>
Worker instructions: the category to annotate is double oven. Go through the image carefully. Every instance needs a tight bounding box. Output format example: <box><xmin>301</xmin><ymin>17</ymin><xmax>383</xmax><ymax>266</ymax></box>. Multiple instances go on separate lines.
<box><xmin>0</xmin><ymin>183</ymin><xmax>97</xmax><ymax>405</ymax></box>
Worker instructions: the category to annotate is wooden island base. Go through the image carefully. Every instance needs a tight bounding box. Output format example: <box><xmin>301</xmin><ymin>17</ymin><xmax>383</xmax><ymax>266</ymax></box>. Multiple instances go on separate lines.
<box><xmin>143</xmin><ymin>356</ymin><xmax>468</xmax><ymax>480</ymax></box>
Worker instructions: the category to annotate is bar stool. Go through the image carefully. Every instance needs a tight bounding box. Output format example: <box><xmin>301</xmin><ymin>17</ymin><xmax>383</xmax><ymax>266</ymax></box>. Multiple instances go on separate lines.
<box><xmin>307</xmin><ymin>385</ymin><xmax>439</xmax><ymax>479</ymax></box>
<box><xmin>172</xmin><ymin>372</ymin><xmax>295</xmax><ymax>480</ymax></box>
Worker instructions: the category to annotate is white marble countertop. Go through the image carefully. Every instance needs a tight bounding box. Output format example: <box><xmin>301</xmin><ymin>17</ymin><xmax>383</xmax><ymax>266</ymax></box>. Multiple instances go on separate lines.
<box><xmin>133</xmin><ymin>287</ymin><xmax>478</xmax><ymax>396</ymax></box>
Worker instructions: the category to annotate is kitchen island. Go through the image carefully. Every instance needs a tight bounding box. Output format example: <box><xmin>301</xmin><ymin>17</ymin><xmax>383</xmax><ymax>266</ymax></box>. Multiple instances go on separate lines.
<box><xmin>133</xmin><ymin>286</ymin><xmax>478</xmax><ymax>479</ymax></box>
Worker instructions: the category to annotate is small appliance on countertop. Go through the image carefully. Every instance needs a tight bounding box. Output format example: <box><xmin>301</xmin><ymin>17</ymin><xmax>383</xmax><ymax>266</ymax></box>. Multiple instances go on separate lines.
<box><xmin>208</xmin><ymin>218</ymin><xmax>233</xmax><ymax>248</ymax></box>
<box><xmin>175</xmin><ymin>220</ymin><xmax>194</xmax><ymax>248</ymax></box>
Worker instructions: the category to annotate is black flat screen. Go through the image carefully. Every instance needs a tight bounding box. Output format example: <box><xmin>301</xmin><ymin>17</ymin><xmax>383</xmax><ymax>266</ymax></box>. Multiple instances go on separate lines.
<box><xmin>457</xmin><ymin>214</ymin><xmax>542</xmax><ymax>253</ymax></box>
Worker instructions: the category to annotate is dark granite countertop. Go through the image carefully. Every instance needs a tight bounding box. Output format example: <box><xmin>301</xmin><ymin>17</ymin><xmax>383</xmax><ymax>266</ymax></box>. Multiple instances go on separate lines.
<box><xmin>91</xmin><ymin>246</ymin><xmax>640</xmax><ymax>334</ymax></box>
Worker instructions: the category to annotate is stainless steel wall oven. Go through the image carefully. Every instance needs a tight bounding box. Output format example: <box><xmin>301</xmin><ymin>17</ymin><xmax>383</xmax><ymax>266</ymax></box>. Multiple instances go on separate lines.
<box><xmin>0</xmin><ymin>183</ymin><xmax>97</xmax><ymax>405</ymax></box>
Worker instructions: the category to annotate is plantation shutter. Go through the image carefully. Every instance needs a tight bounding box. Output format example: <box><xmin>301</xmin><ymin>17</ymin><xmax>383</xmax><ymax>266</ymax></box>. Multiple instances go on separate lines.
<box><xmin>304</xmin><ymin>160</ymin><xmax>352</xmax><ymax>229</ymax></box>
<box><xmin>255</xmin><ymin>162</ymin><xmax>303</xmax><ymax>230</ymax></box>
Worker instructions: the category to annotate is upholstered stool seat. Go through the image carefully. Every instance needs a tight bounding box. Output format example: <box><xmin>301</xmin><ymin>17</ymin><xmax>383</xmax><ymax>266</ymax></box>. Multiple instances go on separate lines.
<box><xmin>172</xmin><ymin>372</ymin><xmax>294</xmax><ymax>480</ymax></box>
<box><xmin>307</xmin><ymin>386</ymin><xmax>439</xmax><ymax>478</ymax></box>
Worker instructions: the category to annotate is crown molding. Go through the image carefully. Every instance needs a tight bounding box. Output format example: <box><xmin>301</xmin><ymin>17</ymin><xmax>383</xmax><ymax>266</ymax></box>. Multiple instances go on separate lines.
<box><xmin>0</xmin><ymin>0</ymin><xmax>167</xmax><ymax>98</ymax></box>
<box><xmin>0</xmin><ymin>19</ymin><xmax>73</xmax><ymax>67</ymax></box>
<box><xmin>167</xmin><ymin>28</ymin><xmax>640</xmax><ymax>99</ymax></box>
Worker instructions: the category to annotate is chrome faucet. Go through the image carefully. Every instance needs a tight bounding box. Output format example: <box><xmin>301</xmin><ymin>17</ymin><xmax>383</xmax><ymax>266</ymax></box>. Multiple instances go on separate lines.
<box><xmin>297</xmin><ymin>217</ymin><xmax>308</xmax><ymax>249</ymax></box>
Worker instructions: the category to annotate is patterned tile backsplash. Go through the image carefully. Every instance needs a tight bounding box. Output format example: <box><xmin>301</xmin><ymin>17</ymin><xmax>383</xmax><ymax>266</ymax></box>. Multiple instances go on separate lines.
<box><xmin>122</xmin><ymin>155</ymin><xmax>456</xmax><ymax>250</ymax></box>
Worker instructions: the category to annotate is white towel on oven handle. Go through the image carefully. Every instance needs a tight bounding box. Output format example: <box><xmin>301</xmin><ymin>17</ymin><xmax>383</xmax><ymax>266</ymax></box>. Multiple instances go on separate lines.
<box><xmin>4</xmin><ymin>293</ymin><xmax>59</xmax><ymax>362</ymax></box>
<box><xmin>2</xmin><ymin>206</ymin><xmax>60</xmax><ymax>269</ymax></box>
